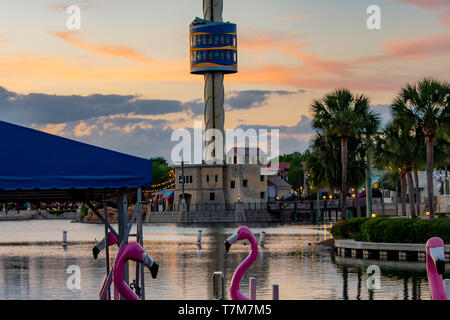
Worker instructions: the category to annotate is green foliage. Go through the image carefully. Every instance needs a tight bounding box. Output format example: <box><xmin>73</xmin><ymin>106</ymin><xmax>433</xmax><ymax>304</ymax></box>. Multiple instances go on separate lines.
<box><xmin>331</xmin><ymin>217</ymin><xmax>368</xmax><ymax>241</ymax></box>
<box><xmin>306</xmin><ymin>133</ymin><xmax>365</xmax><ymax>191</ymax></box>
<box><xmin>277</xmin><ymin>152</ymin><xmax>307</xmax><ymax>190</ymax></box>
<box><xmin>150</xmin><ymin>156</ymin><xmax>173</xmax><ymax>186</ymax></box>
<box><xmin>331</xmin><ymin>217</ymin><xmax>450</xmax><ymax>244</ymax></box>
<box><xmin>307</xmin><ymin>89</ymin><xmax>378</xmax><ymax>195</ymax></box>
<box><xmin>80</xmin><ymin>204</ymin><xmax>89</xmax><ymax>220</ymax></box>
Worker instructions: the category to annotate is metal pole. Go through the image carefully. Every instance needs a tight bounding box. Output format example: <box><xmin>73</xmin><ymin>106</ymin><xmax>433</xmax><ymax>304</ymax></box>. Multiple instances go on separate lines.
<box><xmin>181</xmin><ymin>158</ymin><xmax>185</xmax><ymax>203</ymax></box>
<box><xmin>137</xmin><ymin>187</ymin><xmax>145</xmax><ymax>300</ymax></box>
<box><xmin>197</xmin><ymin>230</ymin><xmax>202</xmax><ymax>244</ymax></box>
<box><xmin>272</xmin><ymin>284</ymin><xmax>279</xmax><ymax>300</ymax></box>
<box><xmin>117</xmin><ymin>191</ymin><xmax>129</xmax><ymax>298</ymax></box>
<box><xmin>249</xmin><ymin>277</ymin><xmax>256</xmax><ymax>300</ymax></box>
<box><xmin>212</xmin><ymin>271</ymin><xmax>225</xmax><ymax>300</ymax></box>
<box><xmin>103</xmin><ymin>197</ymin><xmax>111</xmax><ymax>300</ymax></box>
<box><xmin>62</xmin><ymin>231</ymin><xmax>67</xmax><ymax>247</ymax></box>
<box><xmin>259</xmin><ymin>231</ymin><xmax>265</xmax><ymax>245</ymax></box>
<box><xmin>316</xmin><ymin>192</ymin><xmax>320</xmax><ymax>224</ymax></box>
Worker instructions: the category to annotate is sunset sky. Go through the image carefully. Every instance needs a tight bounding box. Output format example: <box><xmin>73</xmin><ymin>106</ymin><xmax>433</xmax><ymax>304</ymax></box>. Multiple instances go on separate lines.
<box><xmin>0</xmin><ymin>0</ymin><xmax>449</xmax><ymax>161</ymax></box>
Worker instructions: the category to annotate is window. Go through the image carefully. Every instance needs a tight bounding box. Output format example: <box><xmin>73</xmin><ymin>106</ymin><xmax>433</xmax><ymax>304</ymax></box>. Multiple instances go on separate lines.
<box><xmin>210</xmin><ymin>192</ymin><xmax>215</xmax><ymax>201</ymax></box>
<box><xmin>208</xmin><ymin>35</ymin><xmax>213</xmax><ymax>45</ymax></box>
<box><xmin>233</xmin><ymin>36</ymin><xmax>236</xmax><ymax>46</ymax></box>
<box><xmin>214</xmin><ymin>34</ymin><xmax>219</xmax><ymax>45</ymax></box>
<box><xmin>234</xmin><ymin>52</ymin><xmax>237</xmax><ymax>62</ymax></box>
<box><xmin>226</xmin><ymin>51</ymin><xmax>231</xmax><ymax>61</ymax></box>
<box><xmin>202</xmin><ymin>51</ymin><xmax>207</xmax><ymax>60</ymax></box>
<box><xmin>243</xmin><ymin>179</ymin><xmax>248</xmax><ymax>187</ymax></box>
<box><xmin>230</xmin><ymin>180</ymin><xmax>235</xmax><ymax>189</ymax></box>
<box><xmin>206</xmin><ymin>175</ymin><xmax>209</xmax><ymax>183</ymax></box>
<box><xmin>220</xmin><ymin>34</ymin><xmax>225</xmax><ymax>45</ymax></box>
<box><xmin>215</xmin><ymin>51</ymin><xmax>220</xmax><ymax>59</ymax></box>
<box><xmin>233</xmin><ymin>156</ymin><xmax>237</xmax><ymax>164</ymax></box>
<box><xmin>197</xmin><ymin>35</ymin><xmax>201</xmax><ymax>46</ymax></box>
<box><xmin>226</xmin><ymin>34</ymin><xmax>231</xmax><ymax>45</ymax></box>
<box><xmin>260</xmin><ymin>192</ymin><xmax>265</xmax><ymax>199</ymax></box>
<box><xmin>189</xmin><ymin>176</ymin><xmax>193</xmax><ymax>183</ymax></box>
<box><xmin>220</xmin><ymin>51</ymin><xmax>225</xmax><ymax>60</ymax></box>
<box><xmin>197</xmin><ymin>52</ymin><xmax>201</xmax><ymax>61</ymax></box>
<box><xmin>260</xmin><ymin>175</ymin><xmax>265</xmax><ymax>182</ymax></box>
<box><xmin>215</xmin><ymin>174</ymin><xmax>218</xmax><ymax>182</ymax></box>
<box><xmin>202</xmin><ymin>35</ymin><xmax>207</xmax><ymax>45</ymax></box>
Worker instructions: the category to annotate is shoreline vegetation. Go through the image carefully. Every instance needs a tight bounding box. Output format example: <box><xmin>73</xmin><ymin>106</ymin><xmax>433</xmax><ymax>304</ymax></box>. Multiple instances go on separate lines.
<box><xmin>331</xmin><ymin>215</ymin><xmax>450</xmax><ymax>244</ymax></box>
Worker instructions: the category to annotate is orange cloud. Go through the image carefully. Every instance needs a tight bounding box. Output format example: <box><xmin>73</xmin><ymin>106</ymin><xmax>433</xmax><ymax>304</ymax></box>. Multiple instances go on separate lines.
<box><xmin>239</xmin><ymin>32</ymin><xmax>350</xmax><ymax>76</ymax></box>
<box><xmin>53</xmin><ymin>31</ymin><xmax>158</xmax><ymax>65</ymax></box>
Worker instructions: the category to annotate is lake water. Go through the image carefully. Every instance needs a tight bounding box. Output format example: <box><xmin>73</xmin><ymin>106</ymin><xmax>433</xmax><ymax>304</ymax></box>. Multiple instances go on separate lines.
<box><xmin>0</xmin><ymin>220</ymin><xmax>440</xmax><ymax>300</ymax></box>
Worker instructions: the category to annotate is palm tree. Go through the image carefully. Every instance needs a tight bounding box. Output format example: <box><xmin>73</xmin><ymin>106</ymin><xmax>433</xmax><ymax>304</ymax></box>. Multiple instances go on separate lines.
<box><xmin>374</xmin><ymin>123</ymin><xmax>413</xmax><ymax>217</ymax></box>
<box><xmin>399</xmin><ymin>78</ymin><xmax>450</xmax><ymax>217</ymax></box>
<box><xmin>306</xmin><ymin>133</ymin><xmax>365</xmax><ymax>218</ymax></box>
<box><xmin>391</xmin><ymin>97</ymin><xmax>421</xmax><ymax>218</ymax></box>
<box><xmin>311</xmin><ymin>89</ymin><xmax>369</xmax><ymax>219</ymax></box>
<box><xmin>360</xmin><ymin>108</ymin><xmax>381</xmax><ymax>217</ymax></box>
<box><xmin>378</xmin><ymin>169</ymin><xmax>401</xmax><ymax>215</ymax></box>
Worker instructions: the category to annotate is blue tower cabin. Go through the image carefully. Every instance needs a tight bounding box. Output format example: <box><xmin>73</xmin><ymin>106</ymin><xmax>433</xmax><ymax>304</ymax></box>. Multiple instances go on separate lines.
<box><xmin>189</xmin><ymin>17</ymin><xmax>238</xmax><ymax>74</ymax></box>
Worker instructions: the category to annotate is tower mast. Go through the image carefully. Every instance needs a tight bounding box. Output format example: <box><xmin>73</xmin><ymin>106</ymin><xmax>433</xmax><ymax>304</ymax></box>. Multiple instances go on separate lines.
<box><xmin>190</xmin><ymin>0</ymin><xmax>238</xmax><ymax>163</ymax></box>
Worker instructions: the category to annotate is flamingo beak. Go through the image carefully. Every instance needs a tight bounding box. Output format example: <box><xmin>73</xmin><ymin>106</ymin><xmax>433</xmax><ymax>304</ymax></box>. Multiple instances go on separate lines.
<box><xmin>92</xmin><ymin>238</ymin><xmax>106</xmax><ymax>259</ymax></box>
<box><xmin>225</xmin><ymin>232</ymin><xmax>238</xmax><ymax>253</ymax></box>
<box><xmin>142</xmin><ymin>252</ymin><xmax>159</xmax><ymax>279</ymax></box>
<box><xmin>429</xmin><ymin>246</ymin><xmax>445</xmax><ymax>275</ymax></box>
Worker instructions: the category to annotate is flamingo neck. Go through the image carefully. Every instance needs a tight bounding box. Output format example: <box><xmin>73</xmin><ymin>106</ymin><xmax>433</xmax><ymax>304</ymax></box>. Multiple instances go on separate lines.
<box><xmin>230</xmin><ymin>235</ymin><xmax>258</xmax><ymax>300</ymax></box>
<box><xmin>114</xmin><ymin>255</ymin><xmax>139</xmax><ymax>300</ymax></box>
<box><xmin>426</xmin><ymin>253</ymin><xmax>446</xmax><ymax>300</ymax></box>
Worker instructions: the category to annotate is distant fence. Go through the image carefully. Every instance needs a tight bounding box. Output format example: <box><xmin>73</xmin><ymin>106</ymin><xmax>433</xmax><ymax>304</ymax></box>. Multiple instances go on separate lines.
<box><xmin>0</xmin><ymin>209</ymin><xmax>81</xmax><ymax>220</ymax></box>
<box><xmin>39</xmin><ymin>210</ymin><xmax>80</xmax><ymax>219</ymax></box>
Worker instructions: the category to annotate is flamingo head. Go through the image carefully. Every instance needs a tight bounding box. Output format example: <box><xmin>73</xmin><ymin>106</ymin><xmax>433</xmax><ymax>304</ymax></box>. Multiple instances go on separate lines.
<box><xmin>122</xmin><ymin>242</ymin><xmax>159</xmax><ymax>279</ymax></box>
<box><xmin>426</xmin><ymin>237</ymin><xmax>446</xmax><ymax>275</ymax></box>
<box><xmin>92</xmin><ymin>231</ymin><xmax>119</xmax><ymax>260</ymax></box>
<box><xmin>224</xmin><ymin>226</ymin><xmax>253</xmax><ymax>253</ymax></box>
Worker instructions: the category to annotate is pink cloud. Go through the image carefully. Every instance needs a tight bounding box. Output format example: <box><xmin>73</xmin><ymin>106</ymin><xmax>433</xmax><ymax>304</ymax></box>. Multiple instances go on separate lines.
<box><xmin>355</xmin><ymin>33</ymin><xmax>450</xmax><ymax>63</ymax></box>
<box><xmin>394</xmin><ymin>0</ymin><xmax>450</xmax><ymax>25</ymax></box>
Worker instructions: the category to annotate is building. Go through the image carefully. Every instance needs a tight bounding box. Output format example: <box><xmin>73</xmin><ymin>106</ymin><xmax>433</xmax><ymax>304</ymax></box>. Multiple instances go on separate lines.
<box><xmin>173</xmin><ymin>147</ymin><xmax>268</xmax><ymax>211</ymax></box>
<box><xmin>268</xmin><ymin>175</ymin><xmax>292</xmax><ymax>201</ymax></box>
<box><xmin>268</xmin><ymin>162</ymin><xmax>290</xmax><ymax>181</ymax></box>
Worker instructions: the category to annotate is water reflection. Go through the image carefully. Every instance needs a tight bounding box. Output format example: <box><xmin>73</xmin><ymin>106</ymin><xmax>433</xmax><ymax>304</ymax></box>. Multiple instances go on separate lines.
<box><xmin>0</xmin><ymin>221</ymin><xmax>438</xmax><ymax>300</ymax></box>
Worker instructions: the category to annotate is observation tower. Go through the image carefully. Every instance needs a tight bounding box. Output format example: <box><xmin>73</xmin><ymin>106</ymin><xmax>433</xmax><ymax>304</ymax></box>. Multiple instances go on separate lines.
<box><xmin>189</xmin><ymin>0</ymin><xmax>238</xmax><ymax>162</ymax></box>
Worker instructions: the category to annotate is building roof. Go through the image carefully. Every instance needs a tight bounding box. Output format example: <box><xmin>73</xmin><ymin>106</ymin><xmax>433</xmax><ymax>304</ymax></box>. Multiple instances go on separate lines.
<box><xmin>0</xmin><ymin>121</ymin><xmax>152</xmax><ymax>198</ymax></box>
<box><xmin>268</xmin><ymin>176</ymin><xmax>291</xmax><ymax>188</ymax></box>
<box><xmin>268</xmin><ymin>162</ymin><xmax>291</xmax><ymax>172</ymax></box>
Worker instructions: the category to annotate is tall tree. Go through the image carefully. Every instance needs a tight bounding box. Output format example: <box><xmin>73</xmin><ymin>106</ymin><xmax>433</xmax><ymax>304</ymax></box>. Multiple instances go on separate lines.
<box><xmin>311</xmin><ymin>89</ymin><xmax>369</xmax><ymax>219</ymax></box>
<box><xmin>360</xmin><ymin>108</ymin><xmax>381</xmax><ymax>217</ymax></box>
<box><xmin>398</xmin><ymin>78</ymin><xmax>450</xmax><ymax>217</ymax></box>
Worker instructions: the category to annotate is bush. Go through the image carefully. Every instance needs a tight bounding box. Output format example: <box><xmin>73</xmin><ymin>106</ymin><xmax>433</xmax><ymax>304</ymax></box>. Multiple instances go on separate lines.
<box><xmin>331</xmin><ymin>217</ymin><xmax>368</xmax><ymax>240</ymax></box>
<box><xmin>332</xmin><ymin>216</ymin><xmax>450</xmax><ymax>244</ymax></box>
<box><xmin>80</xmin><ymin>204</ymin><xmax>89</xmax><ymax>220</ymax></box>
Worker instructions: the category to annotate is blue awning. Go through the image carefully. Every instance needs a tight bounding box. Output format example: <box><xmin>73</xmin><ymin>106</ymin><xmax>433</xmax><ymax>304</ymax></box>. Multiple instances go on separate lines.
<box><xmin>0</xmin><ymin>121</ymin><xmax>152</xmax><ymax>191</ymax></box>
<box><xmin>152</xmin><ymin>190</ymin><xmax>174</xmax><ymax>198</ymax></box>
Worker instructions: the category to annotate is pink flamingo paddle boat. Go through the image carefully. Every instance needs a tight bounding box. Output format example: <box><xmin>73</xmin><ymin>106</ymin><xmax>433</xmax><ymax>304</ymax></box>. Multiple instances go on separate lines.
<box><xmin>426</xmin><ymin>237</ymin><xmax>449</xmax><ymax>300</ymax></box>
<box><xmin>224</xmin><ymin>226</ymin><xmax>258</xmax><ymax>300</ymax></box>
<box><xmin>113</xmin><ymin>242</ymin><xmax>159</xmax><ymax>300</ymax></box>
<box><xmin>93</xmin><ymin>231</ymin><xmax>119</xmax><ymax>259</ymax></box>
<box><xmin>93</xmin><ymin>232</ymin><xmax>120</xmax><ymax>300</ymax></box>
